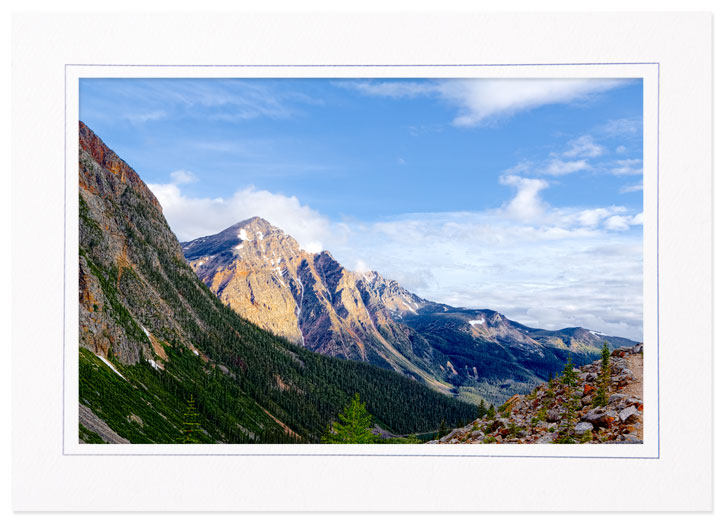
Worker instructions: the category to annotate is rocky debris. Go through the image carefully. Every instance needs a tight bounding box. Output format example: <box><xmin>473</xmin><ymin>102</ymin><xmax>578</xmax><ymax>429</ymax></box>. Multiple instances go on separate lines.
<box><xmin>429</xmin><ymin>344</ymin><xmax>644</xmax><ymax>444</ymax></box>
<box><xmin>79</xmin><ymin>403</ymin><xmax>130</xmax><ymax>444</ymax></box>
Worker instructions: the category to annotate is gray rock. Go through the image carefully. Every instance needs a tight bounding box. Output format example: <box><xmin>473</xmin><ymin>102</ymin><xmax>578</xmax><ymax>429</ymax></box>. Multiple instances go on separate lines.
<box><xmin>536</xmin><ymin>433</ymin><xmax>556</xmax><ymax>444</ymax></box>
<box><xmin>574</xmin><ymin>422</ymin><xmax>594</xmax><ymax>435</ymax></box>
<box><xmin>582</xmin><ymin>408</ymin><xmax>616</xmax><ymax>428</ymax></box>
<box><xmin>546</xmin><ymin>409</ymin><xmax>562</xmax><ymax>422</ymax></box>
<box><xmin>619</xmin><ymin>405</ymin><xmax>639</xmax><ymax>423</ymax></box>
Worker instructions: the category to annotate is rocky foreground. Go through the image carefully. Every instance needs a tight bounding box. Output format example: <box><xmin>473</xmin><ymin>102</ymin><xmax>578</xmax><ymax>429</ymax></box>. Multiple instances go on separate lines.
<box><xmin>430</xmin><ymin>344</ymin><xmax>644</xmax><ymax>444</ymax></box>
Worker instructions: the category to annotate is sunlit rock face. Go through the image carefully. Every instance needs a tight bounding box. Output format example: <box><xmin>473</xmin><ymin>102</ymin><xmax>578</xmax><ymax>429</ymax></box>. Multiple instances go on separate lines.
<box><xmin>183</xmin><ymin>218</ymin><xmax>639</xmax><ymax>404</ymax></box>
<box><xmin>182</xmin><ymin>218</ymin><xmax>453</xmax><ymax>393</ymax></box>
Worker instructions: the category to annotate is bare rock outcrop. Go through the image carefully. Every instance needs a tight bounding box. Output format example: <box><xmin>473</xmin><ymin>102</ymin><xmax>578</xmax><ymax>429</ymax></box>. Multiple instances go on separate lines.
<box><xmin>430</xmin><ymin>344</ymin><xmax>644</xmax><ymax>444</ymax></box>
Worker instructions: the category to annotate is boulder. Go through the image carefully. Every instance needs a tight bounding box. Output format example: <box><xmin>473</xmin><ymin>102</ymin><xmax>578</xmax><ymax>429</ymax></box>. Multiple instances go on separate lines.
<box><xmin>619</xmin><ymin>405</ymin><xmax>639</xmax><ymax>423</ymax></box>
<box><xmin>574</xmin><ymin>422</ymin><xmax>594</xmax><ymax>435</ymax></box>
<box><xmin>536</xmin><ymin>433</ymin><xmax>556</xmax><ymax>444</ymax></box>
<box><xmin>582</xmin><ymin>408</ymin><xmax>616</xmax><ymax>429</ymax></box>
<box><xmin>609</xmin><ymin>393</ymin><xmax>627</xmax><ymax>404</ymax></box>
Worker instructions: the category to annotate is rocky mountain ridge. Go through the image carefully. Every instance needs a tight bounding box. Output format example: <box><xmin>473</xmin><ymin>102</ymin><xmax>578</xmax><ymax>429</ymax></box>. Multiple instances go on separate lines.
<box><xmin>182</xmin><ymin>218</ymin><xmax>638</xmax><ymax>405</ymax></box>
<box><xmin>430</xmin><ymin>343</ymin><xmax>644</xmax><ymax>444</ymax></box>
<box><xmin>182</xmin><ymin>218</ymin><xmax>453</xmax><ymax>394</ymax></box>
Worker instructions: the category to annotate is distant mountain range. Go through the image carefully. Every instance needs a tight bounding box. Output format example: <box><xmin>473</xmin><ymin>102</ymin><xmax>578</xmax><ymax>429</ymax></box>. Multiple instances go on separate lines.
<box><xmin>182</xmin><ymin>218</ymin><xmax>637</xmax><ymax>405</ymax></box>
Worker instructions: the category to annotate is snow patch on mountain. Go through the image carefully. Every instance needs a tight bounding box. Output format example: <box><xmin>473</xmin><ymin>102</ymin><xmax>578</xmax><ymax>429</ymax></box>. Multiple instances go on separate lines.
<box><xmin>97</xmin><ymin>354</ymin><xmax>127</xmax><ymax>381</ymax></box>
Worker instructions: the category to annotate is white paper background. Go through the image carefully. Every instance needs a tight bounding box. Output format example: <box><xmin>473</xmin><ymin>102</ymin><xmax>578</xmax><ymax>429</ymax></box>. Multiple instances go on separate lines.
<box><xmin>10</xmin><ymin>9</ymin><xmax>712</xmax><ymax>512</ymax></box>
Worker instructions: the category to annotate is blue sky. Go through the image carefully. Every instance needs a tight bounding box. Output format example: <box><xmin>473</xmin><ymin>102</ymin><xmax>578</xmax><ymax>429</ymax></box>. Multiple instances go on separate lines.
<box><xmin>80</xmin><ymin>78</ymin><xmax>643</xmax><ymax>340</ymax></box>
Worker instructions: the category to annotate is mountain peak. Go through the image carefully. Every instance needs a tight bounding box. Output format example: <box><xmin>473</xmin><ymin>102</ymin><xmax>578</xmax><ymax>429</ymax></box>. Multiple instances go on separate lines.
<box><xmin>181</xmin><ymin>217</ymin><xmax>299</xmax><ymax>261</ymax></box>
<box><xmin>233</xmin><ymin>216</ymin><xmax>274</xmax><ymax>229</ymax></box>
<box><xmin>226</xmin><ymin>216</ymin><xmax>278</xmax><ymax>236</ymax></box>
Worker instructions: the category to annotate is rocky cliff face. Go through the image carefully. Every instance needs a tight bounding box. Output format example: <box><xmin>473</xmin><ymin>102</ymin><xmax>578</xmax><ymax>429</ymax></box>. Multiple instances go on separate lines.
<box><xmin>78</xmin><ymin>122</ymin><xmax>475</xmax><ymax>443</ymax></box>
<box><xmin>183</xmin><ymin>219</ymin><xmax>639</xmax><ymax>405</ymax></box>
<box><xmin>430</xmin><ymin>344</ymin><xmax>644</xmax><ymax>444</ymax></box>
<box><xmin>79</xmin><ymin>121</ymin><xmax>189</xmax><ymax>365</ymax></box>
<box><xmin>182</xmin><ymin>218</ymin><xmax>452</xmax><ymax>393</ymax></box>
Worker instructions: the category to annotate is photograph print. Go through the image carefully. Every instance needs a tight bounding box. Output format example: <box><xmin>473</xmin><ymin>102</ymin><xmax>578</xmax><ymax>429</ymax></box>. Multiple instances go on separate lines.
<box><xmin>77</xmin><ymin>77</ymin><xmax>644</xmax><ymax>445</ymax></box>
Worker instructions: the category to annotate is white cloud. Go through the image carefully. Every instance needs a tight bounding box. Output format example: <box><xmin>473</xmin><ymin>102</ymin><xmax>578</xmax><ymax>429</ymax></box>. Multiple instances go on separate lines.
<box><xmin>84</xmin><ymin>79</ymin><xmax>323</xmax><ymax>125</ymax></box>
<box><xmin>327</xmin><ymin>208</ymin><xmax>643</xmax><ymax>341</ymax></box>
<box><xmin>616</xmin><ymin>145</ymin><xmax>627</xmax><ymax>154</ymax></box>
<box><xmin>169</xmin><ymin>170</ymin><xmax>197</xmax><ymax>185</ymax></box>
<box><xmin>437</xmin><ymin>79</ymin><xmax>628</xmax><ymax>127</ymax></box>
<box><xmin>542</xmin><ymin>158</ymin><xmax>591</xmax><ymax>176</ymax></box>
<box><xmin>340</xmin><ymin>78</ymin><xmax>628</xmax><ymax>126</ymax></box>
<box><xmin>336</xmin><ymin>81</ymin><xmax>435</xmax><ymax>98</ymax></box>
<box><xmin>598</xmin><ymin>117</ymin><xmax>642</xmax><ymax>137</ymax></box>
<box><xmin>149</xmin><ymin>176</ymin><xmax>643</xmax><ymax>341</ymax></box>
<box><xmin>562</xmin><ymin>135</ymin><xmax>604</xmax><ymax>158</ymax></box>
<box><xmin>147</xmin><ymin>183</ymin><xmax>336</xmax><ymax>252</ymax></box>
<box><xmin>611</xmin><ymin>158</ymin><xmax>643</xmax><ymax>175</ymax></box>
<box><xmin>604</xmin><ymin>215</ymin><xmax>631</xmax><ymax>231</ymax></box>
<box><xmin>576</xmin><ymin>208</ymin><xmax>619</xmax><ymax>228</ymax></box>
<box><xmin>602</xmin><ymin>213</ymin><xmax>642</xmax><ymax>231</ymax></box>
<box><xmin>353</xmin><ymin>259</ymin><xmax>371</xmax><ymax>273</ymax></box>
<box><xmin>123</xmin><ymin>110</ymin><xmax>167</xmax><ymax>124</ymax></box>
<box><xmin>499</xmin><ymin>175</ymin><xmax>550</xmax><ymax>221</ymax></box>
<box><xmin>620</xmin><ymin>180</ymin><xmax>644</xmax><ymax>193</ymax></box>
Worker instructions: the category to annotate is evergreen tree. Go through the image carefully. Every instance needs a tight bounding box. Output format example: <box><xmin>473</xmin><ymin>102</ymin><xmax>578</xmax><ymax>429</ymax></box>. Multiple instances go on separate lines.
<box><xmin>182</xmin><ymin>394</ymin><xmax>201</xmax><ymax>443</ymax></box>
<box><xmin>478</xmin><ymin>399</ymin><xmax>486</xmax><ymax>419</ymax></box>
<box><xmin>593</xmin><ymin>342</ymin><xmax>611</xmax><ymax>407</ymax></box>
<box><xmin>321</xmin><ymin>393</ymin><xmax>376</xmax><ymax>444</ymax></box>
<box><xmin>486</xmin><ymin>404</ymin><xmax>496</xmax><ymax>419</ymax></box>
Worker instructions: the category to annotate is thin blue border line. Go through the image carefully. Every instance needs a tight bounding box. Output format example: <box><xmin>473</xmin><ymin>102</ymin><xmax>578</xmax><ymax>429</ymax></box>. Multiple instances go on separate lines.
<box><xmin>65</xmin><ymin>62</ymin><xmax>659</xmax><ymax>459</ymax></box>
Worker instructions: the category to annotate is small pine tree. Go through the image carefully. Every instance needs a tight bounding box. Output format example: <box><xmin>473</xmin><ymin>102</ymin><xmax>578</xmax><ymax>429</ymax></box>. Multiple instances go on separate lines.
<box><xmin>321</xmin><ymin>393</ymin><xmax>376</xmax><ymax>444</ymax></box>
<box><xmin>182</xmin><ymin>394</ymin><xmax>201</xmax><ymax>444</ymax></box>
<box><xmin>478</xmin><ymin>399</ymin><xmax>486</xmax><ymax>419</ymax></box>
<box><xmin>593</xmin><ymin>342</ymin><xmax>611</xmax><ymax>407</ymax></box>
<box><xmin>486</xmin><ymin>403</ymin><xmax>496</xmax><ymax>419</ymax></box>
<box><xmin>561</xmin><ymin>354</ymin><xmax>578</xmax><ymax>388</ymax></box>
<box><xmin>558</xmin><ymin>354</ymin><xmax>578</xmax><ymax>443</ymax></box>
